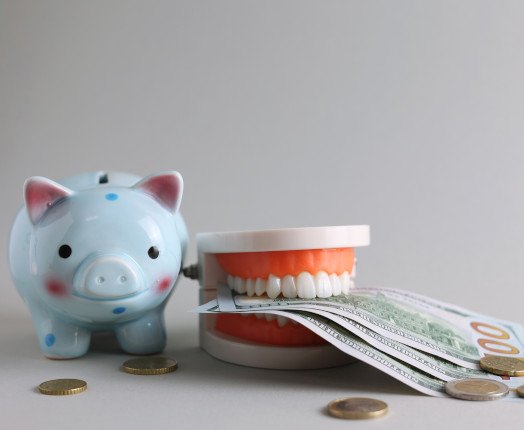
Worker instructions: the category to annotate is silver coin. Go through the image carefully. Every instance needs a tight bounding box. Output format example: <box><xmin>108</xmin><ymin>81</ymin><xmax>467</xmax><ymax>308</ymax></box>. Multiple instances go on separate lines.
<box><xmin>445</xmin><ymin>378</ymin><xmax>509</xmax><ymax>401</ymax></box>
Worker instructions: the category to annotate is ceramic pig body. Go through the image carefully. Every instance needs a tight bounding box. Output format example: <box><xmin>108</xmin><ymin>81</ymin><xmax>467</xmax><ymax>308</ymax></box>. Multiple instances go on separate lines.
<box><xmin>9</xmin><ymin>171</ymin><xmax>188</xmax><ymax>358</ymax></box>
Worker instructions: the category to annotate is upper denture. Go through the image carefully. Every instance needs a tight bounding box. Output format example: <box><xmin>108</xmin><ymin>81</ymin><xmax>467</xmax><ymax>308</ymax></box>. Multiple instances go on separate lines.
<box><xmin>221</xmin><ymin>248</ymin><xmax>356</xmax><ymax>299</ymax></box>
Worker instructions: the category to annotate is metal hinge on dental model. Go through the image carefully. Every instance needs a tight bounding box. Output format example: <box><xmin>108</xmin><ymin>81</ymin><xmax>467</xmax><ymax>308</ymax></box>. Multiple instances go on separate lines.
<box><xmin>182</xmin><ymin>264</ymin><xmax>199</xmax><ymax>280</ymax></box>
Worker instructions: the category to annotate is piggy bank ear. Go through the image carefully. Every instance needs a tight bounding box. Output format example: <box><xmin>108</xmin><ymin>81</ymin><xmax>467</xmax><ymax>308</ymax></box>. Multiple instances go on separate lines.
<box><xmin>133</xmin><ymin>171</ymin><xmax>183</xmax><ymax>213</ymax></box>
<box><xmin>24</xmin><ymin>177</ymin><xmax>74</xmax><ymax>225</ymax></box>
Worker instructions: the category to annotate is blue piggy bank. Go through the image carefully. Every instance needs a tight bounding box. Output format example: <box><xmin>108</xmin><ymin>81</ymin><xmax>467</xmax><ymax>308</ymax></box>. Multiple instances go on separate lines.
<box><xmin>8</xmin><ymin>171</ymin><xmax>188</xmax><ymax>359</ymax></box>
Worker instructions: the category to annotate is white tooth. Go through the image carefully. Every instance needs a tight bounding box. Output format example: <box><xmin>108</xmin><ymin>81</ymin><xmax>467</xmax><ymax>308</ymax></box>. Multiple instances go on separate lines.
<box><xmin>349</xmin><ymin>279</ymin><xmax>355</xmax><ymax>289</ymax></box>
<box><xmin>350</xmin><ymin>258</ymin><xmax>357</xmax><ymax>278</ymax></box>
<box><xmin>314</xmin><ymin>271</ymin><xmax>332</xmax><ymax>298</ymax></box>
<box><xmin>297</xmin><ymin>272</ymin><xmax>316</xmax><ymax>299</ymax></box>
<box><xmin>255</xmin><ymin>313</ymin><xmax>264</xmax><ymax>319</ymax></box>
<box><xmin>246</xmin><ymin>279</ymin><xmax>256</xmax><ymax>296</ymax></box>
<box><xmin>340</xmin><ymin>271</ymin><xmax>350</xmax><ymax>294</ymax></box>
<box><xmin>255</xmin><ymin>278</ymin><xmax>267</xmax><ymax>296</ymax></box>
<box><xmin>264</xmin><ymin>314</ymin><xmax>275</xmax><ymax>322</ymax></box>
<box><xmin>246</xmin><ymin>278</ymin><xmax>256</xmax><ymax>296</ymax></box>
<box><xmin>330</xmin><ymin>274</ymin><xmax>342</xmax><ymax>296</ymax></box>
<box><xmin>234</xmin><ymin>277</ymin><xmax>247</xmax><ymax>294</ymax></box>
<box><xmin>266</xmin><ymin>274</ymin><xmax>281</xmax><ymax>298</ymax></box>
<box><xmin>277</xmin><ymin>316</ymin><xmax>288</xmax><ymax>327</ymax></box>
<box><xmin>227</xmin><ymin>275</ymin><xmax>235</xmax><ymax>289</ymax></box>
<box><xmin>281</xmin><ymin>275</ymin><xmax>298</xmax><ymax>298</ymax></box>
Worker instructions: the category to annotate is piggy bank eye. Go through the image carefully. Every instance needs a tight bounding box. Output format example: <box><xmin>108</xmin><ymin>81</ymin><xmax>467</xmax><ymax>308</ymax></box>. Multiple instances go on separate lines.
<box><xmin>148</xmin><ymin>246</ymin><xmax>159</xmax><ymax>259</ymax></box>
<box><xmin>58</xmin><ymin>244</ymin><xmax>72</xmax><ymax>259</ymax></box>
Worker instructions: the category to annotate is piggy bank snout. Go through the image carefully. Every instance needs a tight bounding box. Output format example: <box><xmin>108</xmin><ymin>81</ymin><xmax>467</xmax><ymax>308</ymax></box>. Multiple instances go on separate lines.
<box><xmin>73</xmin><ymin>253</ymin><xmax>145</xmax><ymax>300</ymax></box>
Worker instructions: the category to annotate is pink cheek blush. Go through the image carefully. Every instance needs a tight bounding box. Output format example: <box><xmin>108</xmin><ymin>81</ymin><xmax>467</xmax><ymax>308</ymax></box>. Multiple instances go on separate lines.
<box><xmin>157</xmin><ymin>277</ymin><xmax>172</xmax><ymax>293</ymax></box>
<box><xmin>45</xmin><ymin>279</ymin><xmax>69</xmax><ymax>297</ymax></box>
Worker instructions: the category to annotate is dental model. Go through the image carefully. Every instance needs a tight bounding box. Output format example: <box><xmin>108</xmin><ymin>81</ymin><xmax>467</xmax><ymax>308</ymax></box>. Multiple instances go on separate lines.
<box><xmin>196</xmin><ymin>225</ymin><xmax>369</xmax><ymax>369</ymax></box>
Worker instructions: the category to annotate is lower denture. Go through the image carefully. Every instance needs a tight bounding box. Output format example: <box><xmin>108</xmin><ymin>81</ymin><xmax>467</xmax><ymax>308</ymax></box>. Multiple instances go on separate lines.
<box><xmin>215</xmin><ymin>314</ymin><xmax>326</xmax><ymax>346</ymax></box>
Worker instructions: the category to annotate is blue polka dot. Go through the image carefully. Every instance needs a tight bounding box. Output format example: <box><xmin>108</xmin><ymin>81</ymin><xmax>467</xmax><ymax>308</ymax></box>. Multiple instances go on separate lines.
<box><xmin>105</xmin><ymin>193</ymin><xmax>119</xmax><ymax>201</ymax></box>
<box><xmin>113</xmin><ymin>307</ymin><xmax>126</xmax><ymax>314</ymax></box>
<box><xmin>45</xmin><ymin>333</ymin><xmax>56</xmax><ymax>347</ymax></box>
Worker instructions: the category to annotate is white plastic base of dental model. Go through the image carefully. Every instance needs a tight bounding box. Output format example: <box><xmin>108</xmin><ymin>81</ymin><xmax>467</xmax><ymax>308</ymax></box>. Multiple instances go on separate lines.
<box><xmin>197</xmin><ymin>225</ymin><xmax>370</xmax><ymax>253</ymax></box>
<box><xmin>201</xmin><ymin>328</ymin><xmax>356</xmax><ymax>370</ymax></box>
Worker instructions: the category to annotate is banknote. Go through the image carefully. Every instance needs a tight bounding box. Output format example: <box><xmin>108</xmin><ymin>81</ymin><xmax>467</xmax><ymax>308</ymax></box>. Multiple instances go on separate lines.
<box><xmin>211</xmin><ymin>284</ymin><xmax>524</xmax><ymax>369</ymax></box>
<box><xmin>197</xmin><ymin>300</ymin><xmax>447</xmax><ymax>397</ymax></box>
<box><xmin>281</xmin><ymin>308</ymin><xmax>485</xmax><ymax>382</ymax></box>
<box><xmin>197</xmin><ymin>296</ymin><xmax>524</xmax><ymax>390</ymax></box>
<box><xmin>306</xmin><ymin>309</ymin><xmax>524</xmax><ymax>390</ymax></box>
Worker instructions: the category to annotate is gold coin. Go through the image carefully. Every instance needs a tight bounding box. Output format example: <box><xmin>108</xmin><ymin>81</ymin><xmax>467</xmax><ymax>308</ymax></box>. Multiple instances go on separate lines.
<box><xmin>38</xmin><ymin>379</ymin><xmax>87</xmax><ymax>396</ymax></box>
<box><xmin>327</xmin><ymin>397</ymin><xmax>388</xmax><ymax>420</ymax></box>
<box><xmin>122</xmin><ymin>357</ymin><xmax>178</xmax><ymax>375</ymax></box>
<box><xmin>445</xmin><ymin>378</ymin><xmax>509</xmax><ymax>401</ymax></box>
<box><xmin>517</xmin><ymin>385</ymin><xmax>524</xmax><ymax>398</ymax></box>
<box><xmin>479</xmin><ymin>356</ymin><xmax>524</xmax><ymax>377</ymax></box>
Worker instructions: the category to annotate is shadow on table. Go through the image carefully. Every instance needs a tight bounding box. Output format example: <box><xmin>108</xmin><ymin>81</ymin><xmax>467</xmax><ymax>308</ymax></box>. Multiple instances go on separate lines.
<box><xmin>3</xmin><ymin>320</ymin><xmax>421</xmax><ymax>398</ymax></box>
<box><xmin>161</xmin><ymin>334</ymin><xmax>421</xmax><ymax>398</ymax></box>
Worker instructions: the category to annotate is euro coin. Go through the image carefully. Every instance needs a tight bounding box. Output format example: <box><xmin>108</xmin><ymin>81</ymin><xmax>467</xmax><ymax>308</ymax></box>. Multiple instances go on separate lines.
<box><xmin>479</xmin><ymin>356</ymin><xmax>524</xmax><ymax>377</ymax></box>
<box><xmin>327</xmin><ymin>397</ymin><xmax>388</xmax><ymax>419</ymax></box>
<box><xmin>445</xmin><ymin>378</ymin><xmax>509</xmax><ymax>401</ymax></box>
<box><xmin>122</xmin><ymin>357</ymin><xmax>178</xmax><ymax>375</ymax></box>
<box><xmin>517</xmin><ymin>385</ymin><xmax>524</xmax><ymax>398</ymax></box>
<box><xmin>38</xmin><ymin>379</ymin><xmax>87</xmax><ymax>396</ymax></box>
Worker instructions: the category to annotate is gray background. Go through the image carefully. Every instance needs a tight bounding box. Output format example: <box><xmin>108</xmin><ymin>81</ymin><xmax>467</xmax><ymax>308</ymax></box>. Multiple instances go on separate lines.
<box><xmin>1</xmin><ymin>1</ymin><xmax>524</xmax><ymax>428</ymax></box>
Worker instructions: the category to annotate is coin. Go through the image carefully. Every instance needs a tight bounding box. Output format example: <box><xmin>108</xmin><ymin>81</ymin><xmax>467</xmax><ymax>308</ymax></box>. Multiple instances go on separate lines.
<box><xmin>479</xmin><ymin>356</ymin><xmax>524</xmax><ymax>377</ymax></box>
<box><xmin>445</xmin><ymin>378</ymin><xmax>509</xmax><ymax>401</ymax></box>
<box><xmin>517</xmin><ymin>385</ymin><xmax>524</xmax><ymax>398</ymax></box>
<box><xmin>38</xmin><ymin>379</ymin><xmax>87</xmax><ymax>396</ymax></box>
<box><xmin>122</xmin><ymin>356</ymin><xmax>178</xmax><ymax>375</ymax></box>
<box><xmin>327</xmin><ymin>397</ymin><xmax>388</xmax><ymax>419</ymax></box>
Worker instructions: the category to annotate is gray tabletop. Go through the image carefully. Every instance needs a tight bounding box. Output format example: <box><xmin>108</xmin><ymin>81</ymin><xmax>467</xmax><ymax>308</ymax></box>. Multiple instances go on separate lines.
<box><xmin>1</xmin><ymin>280</ymin><xmax>523</xmax><ymax>430</ymax></box>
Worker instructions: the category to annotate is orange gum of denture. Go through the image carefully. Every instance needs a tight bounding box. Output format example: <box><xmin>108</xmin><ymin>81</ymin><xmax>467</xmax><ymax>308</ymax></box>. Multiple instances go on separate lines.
<box><xmin>215</xmin><ymin>314</ymin><xmax>326</xmax><ymax>346</ymax></box>
<box><xmin>216</xmin><ymin>248</ymin><xmax>355</xmax><ymax>279</ymax></box>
